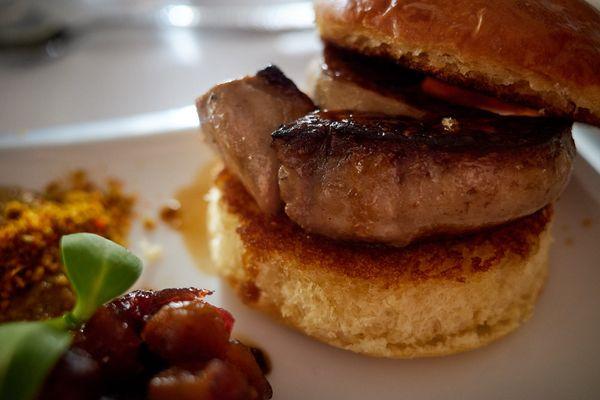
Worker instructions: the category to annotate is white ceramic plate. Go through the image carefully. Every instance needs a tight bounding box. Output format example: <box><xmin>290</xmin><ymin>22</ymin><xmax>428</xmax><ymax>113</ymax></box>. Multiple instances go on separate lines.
<box><xmin>1</xmin><ymin>114</ymin><xmax>599</xmax><ymax>399</ymax></box>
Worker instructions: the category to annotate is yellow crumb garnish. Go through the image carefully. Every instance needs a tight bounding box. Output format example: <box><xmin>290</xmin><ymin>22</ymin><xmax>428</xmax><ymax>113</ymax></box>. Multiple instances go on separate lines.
<box><xmin>143</xmin><ymin>216</ymin><xmax>157</xmax><ymax>231</ymax></box>
<box><xmin>0</xmin><ymin>171</ymin><xmax>134</xmax><ymax>321</ymax></box>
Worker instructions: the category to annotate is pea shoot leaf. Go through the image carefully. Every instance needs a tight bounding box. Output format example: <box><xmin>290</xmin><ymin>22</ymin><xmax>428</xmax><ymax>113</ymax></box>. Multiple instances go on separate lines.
<box><xmin>0</xmin><ymin>322</ymin><xmax>72</xmax><ymax>400</ymax></box>
<box><xmin>60</xmin><ymin>233</ymin><xmax>142</xmax><ymax>325</ymax></box>
<box><xmin>0</xmin><ymin>233</ymin><xmax>143</xmax><ymax>400</ymax></box>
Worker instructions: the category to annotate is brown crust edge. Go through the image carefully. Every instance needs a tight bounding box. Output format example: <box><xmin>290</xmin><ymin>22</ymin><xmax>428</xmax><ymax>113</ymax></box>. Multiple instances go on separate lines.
<box><xmin>216</xmin><ymin>168</ymin><xmax>551</xmax><ymax>283</ymax></box>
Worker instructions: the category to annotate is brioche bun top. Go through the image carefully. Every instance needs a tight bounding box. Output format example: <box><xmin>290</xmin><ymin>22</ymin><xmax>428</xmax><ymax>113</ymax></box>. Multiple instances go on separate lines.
<box><xmin>314</xmin><ymin>0</ymin><xmax>600</xmax><ymax>126</ymax></box>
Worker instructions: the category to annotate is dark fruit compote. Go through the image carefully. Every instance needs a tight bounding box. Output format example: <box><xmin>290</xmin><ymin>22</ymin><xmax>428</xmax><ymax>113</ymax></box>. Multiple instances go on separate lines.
<box><xmin>40</xmin><ymin>288</ymin><xmax>272</xmax><ymax>400</ymax></box>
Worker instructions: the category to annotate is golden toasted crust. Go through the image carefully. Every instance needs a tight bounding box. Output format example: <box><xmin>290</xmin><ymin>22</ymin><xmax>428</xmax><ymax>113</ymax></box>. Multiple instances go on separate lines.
<box><xmin>315</xmin><ymin>0</ymin><xmax>600</xmax><ymax>126</ymax></box>
<box><xmin>208</xmin><ymin>169</ymin><xmax>552</xmax><ymax>357</ymax></box>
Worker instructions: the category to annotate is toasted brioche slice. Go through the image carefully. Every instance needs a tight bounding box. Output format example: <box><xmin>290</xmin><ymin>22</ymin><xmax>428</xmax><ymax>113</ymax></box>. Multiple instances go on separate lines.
<box><xmin>207</xmin><ymin>169</ymin><xmax>552</xmax><ymax>358</ymax></box>
<box><xmin>314</xmin><ymin>0</ymin><xmax>600</xmax><ymax>126</ymax></box>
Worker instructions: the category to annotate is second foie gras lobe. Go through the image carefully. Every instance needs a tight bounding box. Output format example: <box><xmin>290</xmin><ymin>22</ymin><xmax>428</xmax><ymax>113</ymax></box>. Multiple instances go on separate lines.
<box><xmin>273</xmin><ymin>111</ymin><xmax>574</xmax><ymax>247</ymax></box>
<box><xmin>197</xmin><ymin>66</ymin><xmax>315</xmax><ymax>214</ymax></box>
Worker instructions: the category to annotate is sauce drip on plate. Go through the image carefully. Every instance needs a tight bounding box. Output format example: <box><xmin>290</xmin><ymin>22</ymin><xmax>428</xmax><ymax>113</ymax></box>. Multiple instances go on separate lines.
<box><xmin>169</xmin><ymin>160</ymin><xmax>221</xmax><ymax>273</ymax></box>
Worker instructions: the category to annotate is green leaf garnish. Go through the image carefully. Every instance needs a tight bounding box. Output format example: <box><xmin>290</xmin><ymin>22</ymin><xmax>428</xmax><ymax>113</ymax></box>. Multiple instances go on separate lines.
<box><xmin>0</xmin><ymin>322</ymin><xmax>72</xmax><ymax>400</ymax></box>
<box><xmin>61</xmin><ymin>233</ymin><xmax>142</xmax><ymax>326</ymax></box>
<box><xmin>0</xmin><ymin>233</ymin><xmax>143</xmax><ymax>400</ymax></box>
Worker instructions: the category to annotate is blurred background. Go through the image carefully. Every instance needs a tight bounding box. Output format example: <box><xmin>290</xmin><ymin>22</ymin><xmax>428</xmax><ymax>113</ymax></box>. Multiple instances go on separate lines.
<box><xmin>0</xmin><ymin>0</ymin><xmax>318</xmax><ymax>133</ymax></box>
<box><xmin>0</xmin><ymin>0</ymin><xmax>599</xmax><ymax>134</ymax></box>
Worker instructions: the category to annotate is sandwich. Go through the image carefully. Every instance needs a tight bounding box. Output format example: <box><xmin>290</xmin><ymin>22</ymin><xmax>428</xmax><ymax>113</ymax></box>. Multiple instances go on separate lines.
<box><xmin>196</xmin><ymin>0</ymin><xmax>599</xmax><ymax>358</ymax></box>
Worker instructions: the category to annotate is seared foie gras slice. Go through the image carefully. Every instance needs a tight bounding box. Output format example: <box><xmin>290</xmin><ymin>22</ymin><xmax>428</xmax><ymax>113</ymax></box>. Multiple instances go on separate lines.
<box><xmin>314</xmin><ymin>43</ymin><xmax>432</xmax><ymax>117</ymax></box>
<box><xmin>197</xmin><ymin>65</ymin><xmax>315</xmax><ymax>214</ymax></box>
<box><xmin>315</xmin><ymin>43</ymin><xmax>542</xmax><ymax>118</ymax></box>
<box><xmin>273</xmin><ymin>111</ymin><xmax>574</xmax><ymax>247</ymax></box>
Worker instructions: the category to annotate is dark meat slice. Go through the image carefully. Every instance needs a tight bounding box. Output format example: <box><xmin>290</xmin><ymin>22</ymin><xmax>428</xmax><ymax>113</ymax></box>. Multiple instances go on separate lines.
<box><xmin>315</xmin><ymin>43</ymin><xmax>542</xmax><ymax>118</ymax></box>
<box><xmin>272</xmin><ymin>111</ymin><xmax>575</xmax><ymax>247</ymax></box>
<box><xmin>197</xmin><ymin>66</ymin><xmax>315</xmax><ymax>214</ymax></box>
<box><xmin>315</xmin><ymin>43</ymin><xmax>432</xmax><ymax>117</ymax></box>
<box><xmin>315</xmin><ymin>43</ymin><xmax>473</xmax><ymax>118</ymax></box>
